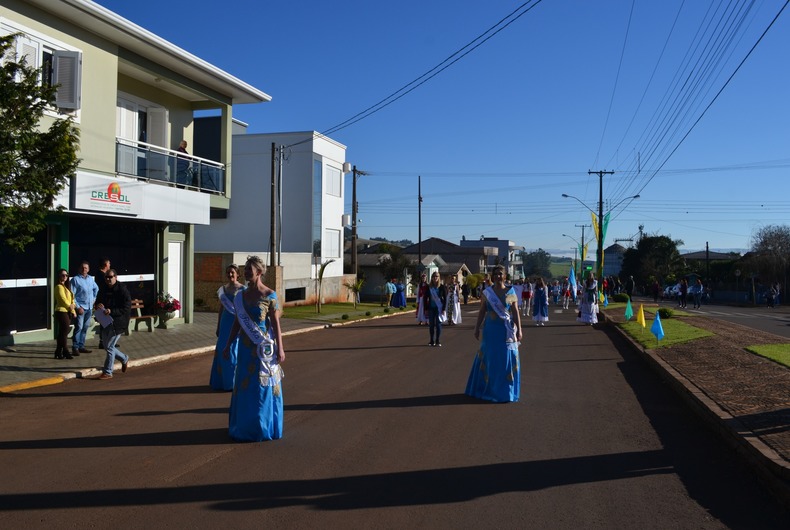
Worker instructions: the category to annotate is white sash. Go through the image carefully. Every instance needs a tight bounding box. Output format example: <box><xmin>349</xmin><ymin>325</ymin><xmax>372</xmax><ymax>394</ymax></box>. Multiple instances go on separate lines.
<box><xmin>429</xmin><ymin>286</ymin><xmax>447</xmax><ymax>323</ymax></box>
<box><xmin>233</xmin><ymin>291</ymin><xmax>283</xmax><ymax>387</ymax></box>
<box><xmin>218</xmin><ymin>286</ymin><xmax>237</xmax><ymax>315</ymax></box>
<box><xmin>484</xmin><ymin>286</ymin><xmax>517</xmax><ymax>343</ymax></box>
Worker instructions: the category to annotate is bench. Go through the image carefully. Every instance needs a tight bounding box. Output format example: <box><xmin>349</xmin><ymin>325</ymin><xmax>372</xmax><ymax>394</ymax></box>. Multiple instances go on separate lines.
<box><xmin>127</xmin><ymin>299</ymin><xmax>156</xmax><ymax>334</ymax></box>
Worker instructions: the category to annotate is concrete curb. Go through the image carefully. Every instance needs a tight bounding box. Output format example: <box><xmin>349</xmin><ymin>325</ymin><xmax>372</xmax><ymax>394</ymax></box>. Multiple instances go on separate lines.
<box><xmin>600</xmin><ymin>311</ymin><xmax>790</xmax><ymax>508</ymax></box>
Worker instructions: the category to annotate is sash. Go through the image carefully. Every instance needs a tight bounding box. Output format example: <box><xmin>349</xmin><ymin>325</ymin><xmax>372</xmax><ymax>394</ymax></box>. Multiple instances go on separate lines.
<box><xmin>429</xmin><ymin>286</ymin><xmax>447</xmax><ymax>323</ymax></box>
<box><xmin>233</xmin><ymin>292</ymin><xmax>283</xmax><ymax>387</ymax></box>
<box><xmin>484</xmin><ymin>286</ymin><xmax>518</xmax><ymax>343</ymax></box>
<box><xmin>217</xmin><ymin>286</ymin><xmax>237</xmax><ymax>315</ymax></box>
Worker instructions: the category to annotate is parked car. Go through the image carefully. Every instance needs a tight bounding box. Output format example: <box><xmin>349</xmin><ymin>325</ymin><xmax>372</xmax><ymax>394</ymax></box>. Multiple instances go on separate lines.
<box><xmin>662</xmin><ymin>284</ymin><xmax>680</xmax><ymax>299</ymax></box>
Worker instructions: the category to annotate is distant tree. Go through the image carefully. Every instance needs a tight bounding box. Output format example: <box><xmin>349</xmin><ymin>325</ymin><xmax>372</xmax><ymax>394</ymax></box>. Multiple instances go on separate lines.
<box><xmin>621</xmin><ymin>234</ymin><xmax>684</xmax><ymax>286</ymax></box>
<box><xmin>747</xmin><ymin>224</ymin><xmax>790</xmax><ymax>286</ymax></box>
<box><xmin>377</xmin><ymin>244</ymin><xmax>415</xmax><ymax>284</ymax></box>
<box><xmin>522</xmin><ymin>249</ymin><xmax>552</xmax><ymax>278</ymax></box>
<box><xmin>343</xmin><ymin>277</ymin><xmax>364</xmax><ymax>308</ymax></box>
<box><xmin>0</xmin><ymin>34</ymin><xmax>80</xmax><ymax>252</ymax></box>
<box><xmin>369</xmin><ymin>236</ymin><xmax>413</xmax><ymax>247</ymax></box>
<box><xmin>315</xmin><ymin>259</ymin><xmax>335</xmax><ymax>313</ymax></box>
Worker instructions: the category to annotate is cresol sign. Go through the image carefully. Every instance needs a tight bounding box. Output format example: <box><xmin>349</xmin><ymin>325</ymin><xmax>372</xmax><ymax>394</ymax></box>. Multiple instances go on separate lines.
<box><xmin>89</xmin><ymin>181</ymin><xmax>133</xmax><ymax>212</ymax></box>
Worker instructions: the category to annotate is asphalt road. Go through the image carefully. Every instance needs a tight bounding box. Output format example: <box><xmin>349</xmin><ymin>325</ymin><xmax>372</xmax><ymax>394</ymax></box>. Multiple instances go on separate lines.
<box><xmin>659</xmin><ymin>300</ymin><xmax>790</xmax><ymax>339</ymax></box>
<box><xmin>1</xmin><ymin>306</ymin><xmax>788</xmax><ymax>528</ymax></box>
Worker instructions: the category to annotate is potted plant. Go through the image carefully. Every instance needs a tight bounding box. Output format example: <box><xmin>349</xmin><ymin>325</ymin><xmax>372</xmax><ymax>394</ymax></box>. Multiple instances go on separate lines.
<box><xmin>155</xmin><ymin>291</ymin><xmax>181</xmax><ymax>328</ymax></box>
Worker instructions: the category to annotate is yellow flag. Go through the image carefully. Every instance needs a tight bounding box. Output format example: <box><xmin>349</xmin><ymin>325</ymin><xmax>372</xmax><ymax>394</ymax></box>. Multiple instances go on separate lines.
<box><xmin>637</xmin><ymin>304</ymin><xmax>646</xmax><ymax>328</ymax></box>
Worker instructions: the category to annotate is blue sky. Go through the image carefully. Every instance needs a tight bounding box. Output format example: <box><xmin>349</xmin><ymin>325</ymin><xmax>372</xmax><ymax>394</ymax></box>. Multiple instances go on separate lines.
<box><xmin>96</xmin><ymin>0</ymin><xmax>790</xmax><ymax>256</ymax></box>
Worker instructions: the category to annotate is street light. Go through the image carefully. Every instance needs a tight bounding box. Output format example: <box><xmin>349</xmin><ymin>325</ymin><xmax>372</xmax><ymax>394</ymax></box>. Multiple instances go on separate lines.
<box><xmin>562</xmin><ymin>234</ymin><xmax>581</xmax><ymax>271</ymax></box>
<box><xmin>562</xmin><ymin>192</ymin><xmax>639</xmax><ymax>284</ymax></box>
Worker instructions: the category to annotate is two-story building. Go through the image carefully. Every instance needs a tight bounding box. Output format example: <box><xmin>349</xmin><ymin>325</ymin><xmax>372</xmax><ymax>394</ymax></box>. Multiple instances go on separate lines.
<box><xmin>0</xmin><ymin>0</ymin><xmax>269</xmax><ymax>344</ymax></box>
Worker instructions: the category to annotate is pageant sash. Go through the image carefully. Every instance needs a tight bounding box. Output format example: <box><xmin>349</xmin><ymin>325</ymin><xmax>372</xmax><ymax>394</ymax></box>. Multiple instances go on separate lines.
<box><xmin>218</xmin><ymin>286</ymin><xmax>236</xmax><ymax>315</ymax></box>
<box><xmin>429</xmin><ymin>287</ymin><xmax>447</xmax><ymax>323</ymax></box>
<box><xmin>233</xmin><ymin>292</ymin><xmax>283</xmax><ymax>386</ymax></box>
<box><xmin>484</xmin><ymin>286</ymin><xmax>518</xmax><ymax>343</ymax></box>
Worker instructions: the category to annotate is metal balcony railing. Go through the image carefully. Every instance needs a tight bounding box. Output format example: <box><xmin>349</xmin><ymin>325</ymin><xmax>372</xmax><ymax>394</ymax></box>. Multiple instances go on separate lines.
<box><xmin>115</xmin><ymin>138</ymin><xmax>225</xmax><ymax>194</ymax></box>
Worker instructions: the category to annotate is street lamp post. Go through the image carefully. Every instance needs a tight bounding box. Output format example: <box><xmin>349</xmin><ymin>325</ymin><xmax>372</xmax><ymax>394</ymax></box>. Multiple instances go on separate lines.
<box><xmin>562</xmin><ymin>190</ymin><xmax>639</xmax><ymax>286</ymax></box>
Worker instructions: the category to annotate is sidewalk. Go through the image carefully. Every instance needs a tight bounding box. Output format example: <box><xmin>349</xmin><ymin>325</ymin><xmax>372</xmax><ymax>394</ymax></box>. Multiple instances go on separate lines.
<box><xmin>1</xmin><ymin>303</ymin><xmax>789</xmax><ymax>506</ymax></box>
<box><xmin>0</xmin><ymin>311</ymin><xmax>327</xmax><ymax>393</ymax></box>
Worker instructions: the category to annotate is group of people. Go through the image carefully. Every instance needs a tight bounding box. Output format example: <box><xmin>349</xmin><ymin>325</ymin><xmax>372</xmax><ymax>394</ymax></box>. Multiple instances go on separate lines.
<box><xmin>414</xmin><ymin>272</ymin><xmax>463</xmax><ymax>346</ymax></box>
<box><xmin>53</xmin><ymin>258</ymin><xmax>131</xmax><ymax>379</ymax></box>
<box><xmin>211</xmin><ymin>256</ymin><xmax>285</xmax><ymax>442</ymax></box>
<box><xmin>384</xmin><ymin>278</ymin><xmax>407</xmax><ymax>309</ymax></box>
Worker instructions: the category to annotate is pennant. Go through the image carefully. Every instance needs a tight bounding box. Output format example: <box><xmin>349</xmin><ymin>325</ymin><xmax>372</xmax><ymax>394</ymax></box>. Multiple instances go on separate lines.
<box><xmin>637</xmin><ymin>304</ymin><xmax>646</xmax><ymax>328</ymax></box>
<box><xmin>624</xmin><ymin>298</ymin><xmax>633</xmax><ymax>320</ymax></box>
<box><xmin>651</xmin><ymin>311</ymin><xmax>665</xmax><ymax>341</ymax></box>
<box><xmin>569</xmin><ymin>266</ymin><xmax>577</xmax><ymax>301</ymax></box>
<box><xmin>603</xmin><ymin>293</ymin><xmax>609</xmax><ymax>307</ymax></box>
<box><xmin>598</xmin><ymin>290</ymin><xmax>604</xmax><ymax>303</ymax></box>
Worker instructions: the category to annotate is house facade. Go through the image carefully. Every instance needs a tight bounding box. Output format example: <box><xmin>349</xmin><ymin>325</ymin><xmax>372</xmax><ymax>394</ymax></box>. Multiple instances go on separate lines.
<box><xmin>193</xmin><ymin>129</ymin><xmax>351</xmax><ymax>308</ymax></box>
<box><xmin>459</xmin><ymin>236</ymin><xmax>524</xmax><ymax>278</ymax></box>
<box><xmin>0</xmin><ymin>0</ymin><xmax>269</xmax><ymax>344</ymax></box>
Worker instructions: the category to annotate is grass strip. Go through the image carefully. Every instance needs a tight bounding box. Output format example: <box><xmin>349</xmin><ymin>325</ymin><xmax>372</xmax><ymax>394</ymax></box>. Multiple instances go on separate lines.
<box><xmin>745</xmin><ymin>344</ymin><xmax>790</xmax><ymax>369</ymax></box>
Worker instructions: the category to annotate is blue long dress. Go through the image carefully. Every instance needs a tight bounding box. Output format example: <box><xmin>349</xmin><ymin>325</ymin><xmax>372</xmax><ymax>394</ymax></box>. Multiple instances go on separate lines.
<box><xmin>210</xmin><ymin>285</ymin><xmax>245</xmax><ymax>391</ymax></box>
<box><xmin>465</xmin><ymin>286</ymin><xmax>520</xmax><ymax>403</ymax></box>
<box><xmin>391</xmin><ymin>282</ymin><xmax>406</xmax><ymax>308</ymax></box>
<box><xmin>229</xmin><ymin>291</ymin><xmax>284</xmax><ymax>441</ymax></box>
<box><xmin>532</xmin><ymin>286</ymin><xmax>549</xmax><ymax>323</ymax></box>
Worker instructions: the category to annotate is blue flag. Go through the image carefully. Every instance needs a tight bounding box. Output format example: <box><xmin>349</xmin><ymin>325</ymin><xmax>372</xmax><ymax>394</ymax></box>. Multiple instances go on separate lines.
<box><xmin>624</xmin><ymin>298</ymin><xmax>633</xmax><ymax>320</ymax></box>
<box><xmin>651</xmin><ymin>311</ymin><xmax>665</xmax><ymax>341</ymax></box>
<box><xmin>603</xmin><ymin>293</ymin><xmax>609</xmax><ymax>307</ymax></box>
<box><xmin>569</xmin><ymin>266</ymin><xmax>577</xmax><ymax>301</ymax></box>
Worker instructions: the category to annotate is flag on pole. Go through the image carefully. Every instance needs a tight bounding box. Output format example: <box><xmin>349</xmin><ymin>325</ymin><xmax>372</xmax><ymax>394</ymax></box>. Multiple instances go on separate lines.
<box><xmin>651</xmin><ymin>311</ymin><xmax>665</xmax><ymax>341</ymax></box>
<box><xmin>637</xmin><ymin>304</ymin><xmax>646</xmax><ymax>328</ymax></box>
<box><xmin>625</xmin><ymin>298</ymin><xmax>633</xmax><ymax>320</ymax></box>
<box><xmin>598</xmin><ymin>290</ymin><xmax>604</xmax><ymax>303</ymax></box>
<box><xmin>603</xmin><ymin>292</ymin><xmax>609</xmax><ymax>307</ymax></box>
<box><xmin>569</xmin><ymin>266</ymin><xmax>577</xmax><ymax>301</ymax></box>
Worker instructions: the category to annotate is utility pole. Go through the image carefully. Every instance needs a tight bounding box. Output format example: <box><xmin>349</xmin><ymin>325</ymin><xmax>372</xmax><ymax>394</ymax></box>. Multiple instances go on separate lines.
<box><xmin>351</xmin><ymin>165</ymin><xmax>368</xmax><ymax>278</ymax></box>
<box><xmin>418</xmin><ymin>175</ymin><xmax>423</xmax><ymax>273</ymax></box>
<box><xmin>269</xmin><ymin>142</ymin><xmax>276</xmax><ymax>268</ymax></box>
<box><xmin>589</xmin><ymin>169</ymin><xmax>614</xmax><ymax>285</ymax></box>
<box><xmin>575</xmin><ymin>223</ymin><xmax>590</xmax><ymax>270</ymax></box>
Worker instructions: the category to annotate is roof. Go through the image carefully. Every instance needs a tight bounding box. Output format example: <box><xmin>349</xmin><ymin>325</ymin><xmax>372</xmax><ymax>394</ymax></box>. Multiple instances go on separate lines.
<box><xmin>26</xmin><ymin>0</ymin><xmax>271</xmax><ymax>105</ymax></box>
<box><xmin>682</xmin><ymin>250</ymin><xmax>740</xmax><ymax>260</ymax></box>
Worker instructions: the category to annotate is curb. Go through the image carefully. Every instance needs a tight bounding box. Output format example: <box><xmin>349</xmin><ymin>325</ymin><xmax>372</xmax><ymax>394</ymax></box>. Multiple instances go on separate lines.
<box><xmin>600</xmin><ymin>311</ymin><xmax>790</xmax><ymax>509</ymax></box>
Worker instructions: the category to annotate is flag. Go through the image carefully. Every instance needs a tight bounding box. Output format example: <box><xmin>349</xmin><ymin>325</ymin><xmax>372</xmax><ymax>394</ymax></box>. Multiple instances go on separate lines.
<box><xmin>603</xmin><ymin>293</ymin><xmax>609</xmax><ymax>307</ymax></box>
<box><xmin>651</xmin><ymin>311</ymin><xmax>665</xmax><ymax>341</ymax></box>
<box><xmin>569</xmin><ymin>266</ymin><xmax>577</xmax><ymax>300</ymax></box>
<box><xmin>637</xmin><ymin>304</ymin><xmax>646</xmax><ymax>328</ymax></box>
<box><xmin>625</xmin><ymin>298</ymin><xmax>633</xmax><ymax>320</ymax></box>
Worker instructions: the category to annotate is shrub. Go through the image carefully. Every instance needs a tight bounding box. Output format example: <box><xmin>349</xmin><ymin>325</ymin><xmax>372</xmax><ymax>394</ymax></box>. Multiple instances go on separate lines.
<box><xmin>341</xmin><ymin>314</ymin><xmax>349</xmax><ymax>320</ymax></box>
<box><xmin>658</xmin><ymin>307</ymin><xmax>673</xmax><ymax>319</ymax></box>
<box><xmin>384</xmin><ymin>307</ymin><xmax>390</xmax><ymax>313</ymax></box>
<box><xmin>365</xmin><ymin>311</ymin><xmax>371</xmax><ymax>316</ymax></box>
<box><xmin>613</xmin><ymin>293</ymin><xmax>630</xmax><ymax>303</ymax></box>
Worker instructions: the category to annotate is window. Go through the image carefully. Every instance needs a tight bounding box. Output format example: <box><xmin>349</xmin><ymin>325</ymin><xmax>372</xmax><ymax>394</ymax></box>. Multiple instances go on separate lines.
<box><xmin>324</xmin><ymin>228</ymin><xmax>340</xmax><ymax>258</ymax></box>
<box><xmin>1</xmin><ymin>22</ymin><xmax>82</xmax><ymax>111</ymax></box>
<box><xmin>326</xmin><ymin>165</ymin><xmax>341</xmax><ymax>197</ymax></box>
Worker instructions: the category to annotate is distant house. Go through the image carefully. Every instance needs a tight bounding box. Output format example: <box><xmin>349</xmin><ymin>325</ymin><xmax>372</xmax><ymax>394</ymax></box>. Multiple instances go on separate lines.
<box><xmin>459</xmin><ymin>237</ymin><xmax>524</xmax><ymax>278</ymax></box>
<box><xmin>603</xmin><ymin>243</ymin><xmax>627</xmax><ymax>277</ymax></box>
<box><xmin>404</xmin><ymin>237</ymin><xmax>494</xmax><ymax>275</ymax></box>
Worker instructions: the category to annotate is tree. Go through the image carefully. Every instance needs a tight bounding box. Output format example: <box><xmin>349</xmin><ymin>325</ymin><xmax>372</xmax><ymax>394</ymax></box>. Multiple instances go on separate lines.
<box><xmin>621</xmin><ymin>234</ymin><xmax>684</xmax><ymax>287</ymax></box>
<box><xmin>748</xmin><ymin>224</ymin><xmax>790</xmax><ymax>289</ymax></box>
<box><xmin>315</xmin><ymin>259</ymin><xmax>335</xmax><ymax>313</ymax></box>
<box><xmin>343</xmin><ymin>277</ymin><xmax>365</xmax><ymax>308</ymax></box>
<box><xmin>522</xmin><ymin>249</ymin><xmax>552</xmax><ymax>278</ymax></box>
<box><xmin>0</xmin><ymin>34</ymin><xmax>80</xmax><ymax>252</ymax></box>
<box><xmin>376</xmin><ymin>244</ymin><xmax>415</xmax><ymax>284</ymax></box>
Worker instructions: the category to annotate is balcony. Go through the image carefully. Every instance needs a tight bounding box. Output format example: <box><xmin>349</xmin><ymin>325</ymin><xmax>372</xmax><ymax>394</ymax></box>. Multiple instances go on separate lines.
<box><xmin>115</xmin><ymin>138</ymin><xmax>225</xmax><ymax>194</ymax></box>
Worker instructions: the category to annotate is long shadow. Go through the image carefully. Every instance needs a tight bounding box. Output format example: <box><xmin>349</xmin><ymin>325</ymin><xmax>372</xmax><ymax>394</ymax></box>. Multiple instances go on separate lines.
<box><xmin>0</xmin><ymin>427</ymin><xmax>229</xmax><ymax>450</ymax></box>
<box><xmin>725</xmin><ymin>408</ymin><xmax>790</xmax><ymax>437</ymax></box>
<box><xmin>286</xmin><ymin>393</ymin><xmax>478</xmax><ymax>411</ymax></box>
<box><xmin>603</xmin><ymin>326</ymin><xmax>790</xmax><ymax>526</ymax></box>
<box><xmin>0</xmin><ymin>385</ymin><xmax>214</xmax><ymax>399</ymax></box>
<box><xmin>116</xmin><ymin>407</ymin><xmax>227</xmax><ymax>417</ymax></box>
<box><xmin>0</xmin><ymin>450</ymin><xmax>674</xmax><ymax>512</ymax></box>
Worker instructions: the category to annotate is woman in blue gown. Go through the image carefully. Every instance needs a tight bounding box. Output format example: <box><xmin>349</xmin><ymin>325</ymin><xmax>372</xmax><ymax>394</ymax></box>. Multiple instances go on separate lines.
<box><xmin>532</xmin><ymin>277</ymin><xmax>550</xmax><ymax>326</ymax></box>
<box><xmin>210</xmin><ymin>264</ymin><xmax>245</xmax><ymax>390</ymax></box>
<box><xmin>391</xmin><ymin>279</ymin><xmax>407</xmax><ymax>308</ymax></box>
<box><xmin>221</xmin><ymin>256</ymin><xmax>285</xmax><ymax>441</ymax></box>
<box><xmin>465</xmin><ymin>265</ymin><xmax>522</xmax><ymax>403</ymax></box>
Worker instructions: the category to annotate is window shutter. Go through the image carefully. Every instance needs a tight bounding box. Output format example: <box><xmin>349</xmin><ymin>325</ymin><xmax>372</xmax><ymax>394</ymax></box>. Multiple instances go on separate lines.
<box><xmin>53</xmin><ymin>50</ymin><xmax>81</xmax><ymax>109</ymax></box>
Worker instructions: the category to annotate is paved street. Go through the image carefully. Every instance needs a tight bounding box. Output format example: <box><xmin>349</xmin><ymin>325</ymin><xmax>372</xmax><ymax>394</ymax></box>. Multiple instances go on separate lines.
<box><xmin>1</xmin><ymin>306</ymin><xmax>787</xmax><ymax>528</ymax></box>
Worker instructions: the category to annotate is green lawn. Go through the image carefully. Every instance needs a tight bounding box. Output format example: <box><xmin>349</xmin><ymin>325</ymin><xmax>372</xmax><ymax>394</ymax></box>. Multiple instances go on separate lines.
<box><xmin>616</xmin><ymin>308</ymin><xmax>713</xmax><ymax>348</ymax></box>
<box><xmin>745</xmin><ymin>344</ymin><xmax>790</xmax><ymax>368</ymax></box>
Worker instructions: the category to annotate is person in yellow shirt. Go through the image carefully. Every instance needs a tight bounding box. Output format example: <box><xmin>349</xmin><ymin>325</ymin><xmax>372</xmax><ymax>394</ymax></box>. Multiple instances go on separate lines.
<box><xmin>54</xmin><ymin>268</ymin><xmax>77</xmax><ymax>360</ymax></box>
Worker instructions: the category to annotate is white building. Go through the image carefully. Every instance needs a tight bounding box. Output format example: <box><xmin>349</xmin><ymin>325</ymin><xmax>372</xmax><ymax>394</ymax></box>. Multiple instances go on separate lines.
<box><xmin>193</xmin><ymin>127</ymin><xmax>350</xmax><ymax>306</ymax></box>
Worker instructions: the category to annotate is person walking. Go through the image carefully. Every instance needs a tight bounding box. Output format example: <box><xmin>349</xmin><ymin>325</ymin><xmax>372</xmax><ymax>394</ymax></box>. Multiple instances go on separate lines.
<box><xmin>532</xmin><ymin>277</ymin><xmax>550</xmax><ymax>326</ymax></box>
<box><xmin>423</xmin><ymin>271</ymin><xmax>447</xmax><ymax>346</ymax></box>
<box><xmin>447</xmin><ymin>275</ymin><xmax>462</xmax><ymax>325</ymax></box>
<box><xmin>465</xmin><ymin>265</ymin><xmax>522</xmax><ymax>403</ymax></box>
<box><xmin>210</xmin><ymin>264</ymin><xmax>245</xmax><ymax>391</ymax></box>
<box><xmin>461</xmin><ymin>282</ymin><xmax>470</xmax><ymax>305</ymax></box>
<box><xmin>53</xmin><ymin>268</ymin><xmax>77</xmax><ymax>360</ymax></box>
<box><xmin>691</xmin><ymin>278</ymin><xmax>704</xmax><ymax>309</ymax></box>
<box><xmin>415</xmin><ymin>273</ymin><xmax>428</xmax><ymax>325</ymax></box>
<box><xmin>522</xmin><ymin>279</ymin><xmax>533</xmax><ymax>317</ymax></box>
<box><xmin>222</xmin><ymin>255</ymin><xmax>285</xmax><ymax>442</ymax></box>
<box><xmin>96</xmin><ymin>269</ymin><xmax>131</xmax><ymax>379</ymax></box>
<box><xmin>577</xmin><ymin>272</ymin><xmax>599</xmax><ymax>325</ymax></box>
<box><xmin>70</xmin><ymin>261</ymin><xmax>98</xmax><ymax>356</ymax></box>
<box><xmin>96</xmin><ymin>258</ymin><xmax>111</xmax><ymax>349</ymax></box>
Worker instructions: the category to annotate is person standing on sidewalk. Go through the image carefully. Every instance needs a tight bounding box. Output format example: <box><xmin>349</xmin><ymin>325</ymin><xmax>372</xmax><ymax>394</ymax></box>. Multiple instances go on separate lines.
<box><xmin>53</xmin><ymin>268</ymin><xmax>77</xmax><ymax>360</ymax></box>
<box><xmin>96</xmin><ymin>269</ymin><xmax>131</xmax><ymax>379</ymax></box>
<box><xmin>96</xmin><ymin>258</ymin><xmax>111</xmax><ymax>349</ymax></box>
<box><xmin>70</xmin><ymin>261</ymin><xmax>98</xmax><ymax>356</ymax></box>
